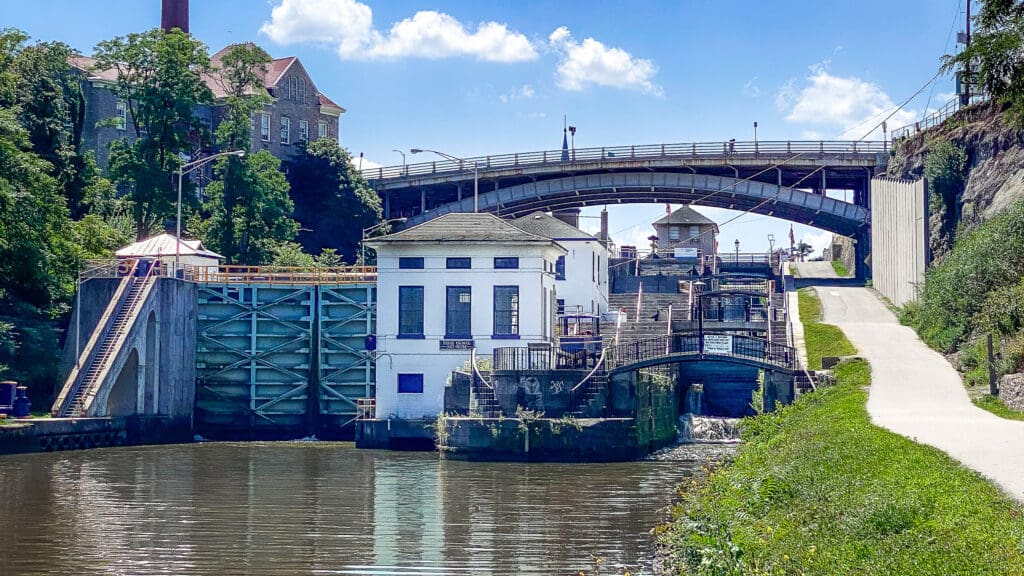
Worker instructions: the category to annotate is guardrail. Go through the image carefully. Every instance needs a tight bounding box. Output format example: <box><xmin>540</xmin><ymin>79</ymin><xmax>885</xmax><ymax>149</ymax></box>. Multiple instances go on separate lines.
<box><xmin>366</xmin><ymin>140</ymin><xmax>888</xmax><ymax>182</ymax></box>
<box><xmin>608</xmin><ymin>333</ymin><xmax>798</xmax><ymax>371</ymax></box>
<box><xmin>79</xmin><ymin>259</ymin><xmax>377</xmax><ymax>285</ymax></box>
<box><xmin>890</xmin><ymin>93</ymin><xmax>989</xmax><ymax>141</ymax></box>
<box><xmin>492</xmin><ymin>346</ymin><xmax>601</xmax><ymax>371</ymax></box>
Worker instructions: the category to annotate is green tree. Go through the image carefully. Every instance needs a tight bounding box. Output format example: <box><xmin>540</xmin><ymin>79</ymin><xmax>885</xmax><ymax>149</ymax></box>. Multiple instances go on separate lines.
<box><xmin>944</xmin><ymin>0</ymin><xmax>1024</xmax><ymax>124</ymax></box>
<box><xmin>924</xmin><ymin>139</ymin><xmax>967</xmax><ymax>244</ymax></box>
<box><xmin>94</xmin><ymin>28</ymin><xmax>213</xmax><ymax>238</ymax></box>
<box><xmin>287</xmin><ymin>139</ymin><xmax>382</xmax><ymax>263</ymax></box>
<box><xmin>198</xmin><ymin>43</ymin><xmax>298</xmax><ymax>265</ymax></box>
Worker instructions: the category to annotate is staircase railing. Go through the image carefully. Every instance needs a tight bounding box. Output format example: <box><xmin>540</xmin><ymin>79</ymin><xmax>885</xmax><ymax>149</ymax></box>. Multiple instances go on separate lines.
<box><xmin>53</xmin><ymin>260</ymin><xmax>139</xmax><ymax>416</ymax></box>
<box><xmin>58</xmin><ymin>262</ymin><xmax>156</xmax><ymax>417</ymax></box>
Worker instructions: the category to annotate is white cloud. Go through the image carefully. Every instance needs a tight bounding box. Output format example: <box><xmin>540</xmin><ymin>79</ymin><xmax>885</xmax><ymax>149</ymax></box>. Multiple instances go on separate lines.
<box><xmin>742</xmin><ymin>77</ymin><xmax>761</xmax><ymax>98</ymax></box>
<box><xmin>358</xmin><ymin>157</ymin><xmax>384</xmax><ymax>171</ymax></box>
<box><xmin>776</xmin><ymin>63</ymin><xmax>916</xmax><ymax>139</ymax></box>
<box><xmin>500</xmin><ymin>84</ymin><xmax>535</xmax><ymax>103</ymax></box>
<box><xmin>548</xmin><ymin>27</ymin><xmax>661</xmax><ymax>95</ymax></box>
<box><xmin>801</xmin><ymin>229</ymin><xmax>833</xmax><ymax>257</ymax></box>
<box><xmin>261</xmin><ymin>0</ymin><xmax>538</xmax><ymax>63</ymax></box>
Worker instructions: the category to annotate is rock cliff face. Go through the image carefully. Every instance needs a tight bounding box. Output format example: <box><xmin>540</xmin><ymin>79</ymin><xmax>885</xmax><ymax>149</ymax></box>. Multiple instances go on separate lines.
<box><xmin>886</xmin><ymin>102</ymin><xmax>1024</xmax><ymax>261</ymax></box>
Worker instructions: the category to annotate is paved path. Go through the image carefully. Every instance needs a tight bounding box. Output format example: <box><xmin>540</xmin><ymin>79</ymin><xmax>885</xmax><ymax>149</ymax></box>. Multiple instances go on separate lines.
<box><xmin>793</xmin><ymin>265</ymin><xmax>1024</xmax><ymax>501</ymax></box>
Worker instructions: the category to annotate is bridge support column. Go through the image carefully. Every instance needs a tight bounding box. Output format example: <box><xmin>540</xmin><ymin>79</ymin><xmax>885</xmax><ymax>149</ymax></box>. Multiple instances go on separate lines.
<box><xmin>855</xmin><ymin>228</ymin><xmax>871</xmax><ymax>282</ymax></box>
<box><xmin>763</xmin><ymin>370</ymin><xmax>777</xmax><ymax>413</ymax></box>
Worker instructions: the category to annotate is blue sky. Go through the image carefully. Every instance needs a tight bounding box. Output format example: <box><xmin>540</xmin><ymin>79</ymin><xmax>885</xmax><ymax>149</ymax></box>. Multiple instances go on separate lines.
<box><xmin>3</xmin><ymin>0</ymin><xmax>966</xmax><ymax>253</ymax></box>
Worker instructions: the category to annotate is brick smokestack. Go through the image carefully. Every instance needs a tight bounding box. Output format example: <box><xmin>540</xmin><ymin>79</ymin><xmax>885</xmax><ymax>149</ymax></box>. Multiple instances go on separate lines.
<box><xmin>161</xmin><ymin>0</ymin><xmax>189</xmax><ymax>33</ymax></box>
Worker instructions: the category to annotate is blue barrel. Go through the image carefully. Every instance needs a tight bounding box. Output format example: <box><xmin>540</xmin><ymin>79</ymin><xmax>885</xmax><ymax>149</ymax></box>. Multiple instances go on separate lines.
<box><xmin>12</xmin><ymin>386</ymin><xmax>30</xmax><ymax>418</ymax></box>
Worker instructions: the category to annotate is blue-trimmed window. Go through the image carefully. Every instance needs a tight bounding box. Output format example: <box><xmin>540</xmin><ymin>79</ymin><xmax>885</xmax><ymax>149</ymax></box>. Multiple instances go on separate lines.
<box><xmin>398</xmin><ymin>373</ymin><xmax>424</xmax><ymax>394</ymax></box>
<box><xmin>398</xmin><ymin>286</ymin><xmax>424</xmax><ymax>337</ymax></box>
<box><xmin>555</xmin><ymin>255</ymin><xmax>566</xmax><ymax>280</ymax></box>
<box><xmin>446</xmin><ymin>257</ymin><xmax>471</xmax><ymax>269</ymax></box>
<box><xmin>493</xmin><ymin>286</ymin><xmax>519</xmax><ymax>337</ymax></box>
<box><xmin>494</xmin><ymin>257</ymin><xmax>519</xmax><ymax>269</ymax></box>
<box><xmin>446</xmin><ymin>286</ymin><xmax>472</xmax><ymax>338</ymax></box>
<box><xmin>399</xmin><ymin>257</ymin><xmax>424</xmax><ymax>269</ymax></box>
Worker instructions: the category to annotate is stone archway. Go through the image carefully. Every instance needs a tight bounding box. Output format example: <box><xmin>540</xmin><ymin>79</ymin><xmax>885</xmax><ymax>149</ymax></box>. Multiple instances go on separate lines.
<box><xmin>144</xmin><ymin>311</ymin><xmax>159</xmax><ymax>414</ymax></box>
<box><xmin>105</xmin><ymin>347</ymin><xmax>140</xmax><ymax>416</ymax></box>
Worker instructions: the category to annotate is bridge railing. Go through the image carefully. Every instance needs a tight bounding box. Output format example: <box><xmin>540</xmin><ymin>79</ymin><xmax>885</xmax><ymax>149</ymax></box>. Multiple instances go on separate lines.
<box><xmin>492</xmin><ymin>346</ymin><xmax>601</xmax><ymax>371</ymax></box>
<box><xmin>79</xmin><ymin>259</ymin><xmax>377</xmax><ymax>285</ymax></box>
<box><xmin>367</xmin><ymin>140</ymin><xmax>888</xmax><ymax>182</ymax></box>
<box><xmin>608</xmin><ymin>333</ymin><xmax>798</xmax><ymax>371</ymax></box>
<box><xmin>890</xmin><ymin>93</ymin><xmax>989</xmax><ymax>141</ymax></box>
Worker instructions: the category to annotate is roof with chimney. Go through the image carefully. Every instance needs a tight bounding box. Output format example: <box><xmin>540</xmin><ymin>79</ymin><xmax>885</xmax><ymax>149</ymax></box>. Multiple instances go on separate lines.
<box><xmin>510</xmin><ymin>211</ymin><xmax>596</xmax><ymax>242</ymax></box>
<box><xmin>367</xmin><ymin>213</ymin><xmax>562</xmax><ymax>246</ymax></box>
<box><xmin>69</xmin><ymin>44</ymin><xmax>345</xmax><ymax>114</ymax></box>
<box><xmin>653</xmin><ymin>205</ymin><xmax>718</xmax><ymax>229</ymax></box>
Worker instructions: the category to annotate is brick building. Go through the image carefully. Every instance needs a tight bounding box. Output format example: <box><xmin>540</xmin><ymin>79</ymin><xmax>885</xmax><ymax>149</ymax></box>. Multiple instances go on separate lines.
<box><xmin>70</xmin><ymin>0</ymin><xmax>344</xmax><ymax>171</ymax></box>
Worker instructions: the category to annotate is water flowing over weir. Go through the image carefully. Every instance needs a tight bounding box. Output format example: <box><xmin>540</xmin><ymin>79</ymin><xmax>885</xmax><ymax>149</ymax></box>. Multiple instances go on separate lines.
<box><xmin>679</xmin><ymin>414</ymin><xmax>743</xmax><ymax>443</ymax></box>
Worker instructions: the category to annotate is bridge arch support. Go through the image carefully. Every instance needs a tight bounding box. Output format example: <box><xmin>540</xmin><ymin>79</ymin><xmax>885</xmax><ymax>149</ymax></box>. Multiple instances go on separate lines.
<box><xmin>404</xmin><ymin>172</ymin><xmax>869</xmax><ymax>236</ymax></box>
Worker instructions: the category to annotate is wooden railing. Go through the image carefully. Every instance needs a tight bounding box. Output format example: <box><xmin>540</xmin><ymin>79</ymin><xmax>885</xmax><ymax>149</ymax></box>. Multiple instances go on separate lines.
<box><xmin>366</xmin><ymin>140</ymin><xmax>888</xmax><ymax>182</ymax></box>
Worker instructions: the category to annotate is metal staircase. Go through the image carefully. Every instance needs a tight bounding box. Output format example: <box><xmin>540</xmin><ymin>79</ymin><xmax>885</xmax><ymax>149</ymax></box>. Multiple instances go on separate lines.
<box><xmin>59</xmin><ymin>271</ymin><xmax>152</xmax><ymax>417</ymax></box>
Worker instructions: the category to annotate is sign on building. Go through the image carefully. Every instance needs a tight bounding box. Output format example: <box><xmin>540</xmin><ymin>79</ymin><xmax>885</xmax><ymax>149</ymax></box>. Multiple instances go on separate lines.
<box><xmin>674</xmin><ymin>247</ymin><xmax>699</xmax><ymax>259</ymax></box>
<box><xmin>703</xmin><ymin>334</ymin><xmax>733</xmax><ymax>355</ymax></box>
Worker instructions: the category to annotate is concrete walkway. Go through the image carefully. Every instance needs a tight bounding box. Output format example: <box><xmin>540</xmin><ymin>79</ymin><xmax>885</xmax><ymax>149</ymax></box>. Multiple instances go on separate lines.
<box><xmin>794</xmin><ymin>263</ymin><xmax>1024</xmax><ymax>501</ymax></box>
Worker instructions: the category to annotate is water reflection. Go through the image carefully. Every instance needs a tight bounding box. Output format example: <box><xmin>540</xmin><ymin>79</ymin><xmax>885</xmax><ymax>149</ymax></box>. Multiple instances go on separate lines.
<box><xmin>0</xmin><ymin>443</ymin><xmax>708</xmax><ymax>575</ymax></box>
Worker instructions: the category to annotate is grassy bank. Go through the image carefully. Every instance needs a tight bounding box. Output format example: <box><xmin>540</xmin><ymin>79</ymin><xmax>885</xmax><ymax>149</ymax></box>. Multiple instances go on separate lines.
<box><xmin>658</xmin><ymin>291</ymin><xmax>1024</xmax><ymax>576</ymax></box>
<box><xmin>830</xmin><ymin>259</ymin><xmax>849</xmax><ymax>277</ymax></box>
<box><xmin>798</xmin><ymin>288</ymin><xmax>855</xmax><ymax>369</ymax></box>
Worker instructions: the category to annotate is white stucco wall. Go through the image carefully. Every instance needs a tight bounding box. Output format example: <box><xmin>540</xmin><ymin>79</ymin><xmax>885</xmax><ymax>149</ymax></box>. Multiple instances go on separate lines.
<box><xmin>373</xmin><ymin>242</ymin><xmax>565</xmax><ymax>419</ymax></box>
<box><xmin>556</xmin><ymin>239</ymin><xmax>609</xmax><ymax>315</ymax></box>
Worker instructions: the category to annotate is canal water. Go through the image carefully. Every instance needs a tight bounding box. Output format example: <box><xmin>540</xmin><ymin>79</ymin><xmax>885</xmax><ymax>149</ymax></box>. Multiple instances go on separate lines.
<box><xmin>0</xmin><ymin>442</ymin><xmax>726</xmax><ymax>575</ymax></box>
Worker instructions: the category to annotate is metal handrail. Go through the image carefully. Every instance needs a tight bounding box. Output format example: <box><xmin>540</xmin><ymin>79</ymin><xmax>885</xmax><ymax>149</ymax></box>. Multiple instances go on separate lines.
<box><xmin>570</xmin><ymin>337</ymin><xmax>613</xmax><ymax>394</ymax></box>
<box><xmin>78</xmin><ymin>259</ymin><xmax>377</xmax><ymax>285</ymax></box>
<box><xmin>608</xmin><ymin>333</ymin><xmax>798</xmax><ymax>371</ymax></box>
<box><xmin>366</xmin><ymin>140</ymin><xmax>888</xmax><ymax>182</ymax></box>
<box><xmin>890</xmin><ymin>93</ymin><xmax>990</xmax><ymax>141</ymax></box>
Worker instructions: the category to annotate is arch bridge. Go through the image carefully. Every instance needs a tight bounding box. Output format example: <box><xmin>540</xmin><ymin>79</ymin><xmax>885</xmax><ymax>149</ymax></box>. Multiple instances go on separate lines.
<box><xmin>607</xmin><ymin>333</ymin><xmax>798</xmax><ymax>375</ymax></box>
<box><xmin>367</xmin><ymin>140</ymin><xmax>887</xmax><ymax>241</ymax></box>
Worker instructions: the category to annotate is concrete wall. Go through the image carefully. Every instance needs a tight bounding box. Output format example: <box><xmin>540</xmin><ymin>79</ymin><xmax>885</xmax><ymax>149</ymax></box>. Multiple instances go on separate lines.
<box><xmin>491</xmin><ymin>369</ymin><xmax>592</xmax><ymax>417</ymax></box>
<box><xmin>870</xmin><ymin>177</ymin><xmax>929</xmax><ymax>306</ymax></box>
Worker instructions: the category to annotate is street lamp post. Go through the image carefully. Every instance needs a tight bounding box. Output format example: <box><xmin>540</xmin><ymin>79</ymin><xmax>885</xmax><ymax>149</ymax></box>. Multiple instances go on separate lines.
<box><xmin>768</xmin><ymin>233</ymin><xmax>775</xmax><ymax>254</ymax></box>
<box><xmin>734</xmin><ymin>238</ymin><xmax>740</xmax><ymax>262</ymax></box>
<box><xmin>754</xmin><ymin>121</ymin><xmax>758</xmax><ymax>153</ymax></box>
<box><xmin>361</xmin><ymin>217</ymin><xmax>408</xmax><ymax>265</ymax></box>
<box><xmin>176</xmin><ymin>149</ymin><xmax>245</xmax><ymax>271</ymax></box>
<box><xmin>410</xmin><ymin>148</ymin><xmax>479</xmax><ymax>212</ymax></box>
<box><xmin>392</xmin><ymin>149</ymin><xmax>406</xmax><ymax>166</ymax></box>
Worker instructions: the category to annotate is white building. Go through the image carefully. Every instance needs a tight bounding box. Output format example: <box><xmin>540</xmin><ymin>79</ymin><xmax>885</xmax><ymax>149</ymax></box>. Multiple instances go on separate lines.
<box><xmin>115</xmin><ymin>233</ymin><xmax>222</xmax><ymax>269</ymax></box>
<box><xmin>511</xmin><ymin>211</ymin><xmax>609</xmax><ymax>316</ymax></box>
<box><xmin>366</xmin><ymin>213</ymin><xmax>567</xmax><ymax>419</ymax></box>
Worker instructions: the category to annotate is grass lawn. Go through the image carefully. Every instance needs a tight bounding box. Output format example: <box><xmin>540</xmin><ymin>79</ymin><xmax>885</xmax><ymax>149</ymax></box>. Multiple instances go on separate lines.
<box><xmin>658</xmin><ymin>289</ymin><xmax>1024</xmax><ymax>576</ymax></box>
<box><xmin>798</xmin><ymin>287</ymin><xmax>856</xmax><ymax>369</ymax></box>
<box><xmin>831</xmin><ymin>259</ymin><xmax>850</xmax><ymax>277</ymax></box>
<box><xmin>975</xmin><ymin>394</ymin><xmax>1024</xmax><ymax>421</ymax></box>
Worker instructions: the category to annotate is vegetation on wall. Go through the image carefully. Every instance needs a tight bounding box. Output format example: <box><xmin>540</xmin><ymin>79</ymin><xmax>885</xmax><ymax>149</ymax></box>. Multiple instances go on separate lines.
<box><xmin>924</xmin><ymin>138</ymin><xmax>967</xmax><ymax>245</ymax></box>
<box><xmin>900</xmin><ymin>198</ymin><xmax>1024</xmax><ymax>354</ymax></box>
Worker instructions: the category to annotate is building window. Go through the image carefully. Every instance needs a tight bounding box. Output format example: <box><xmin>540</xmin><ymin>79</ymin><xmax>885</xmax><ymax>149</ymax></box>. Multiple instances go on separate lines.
<box><xmin>493</xmin><ymin>286</ymin><xmax>519</xmax><ymax>337</ymax></box>
<box><xmin>446</xmin><ymin>286</ymin><xmax>472</xmax><ymax>339</ymax></box>
<box><xmin>398</xmin><ymin>286</ymin><xmax>424</xmax><ymax>338</ymax></box>
<box><xmin>260</xmin><ymin>113</ymin><xmax>271</xmax><ymax>141</ymax></box>
<box><xmin>318</xmin><ymin>120</ymin><xmax>328</xmax><ymax>139</ymax></box>
<box><xmin>280</xmin><ymin>117</ymin><xmax>290</xmax><ymax>144</ymax></box>
<box><xmin>397</xmin><ymin>373</ymin><xmax>424</xmax><ymax>394</ymax></box>
<box><xmin>669</xmin><ymin>226</ymin><xmax>680</xmax><ymax>241</ymax></box>
<box><xmin>115</xmin><ymin>100</ymin><xmax>127</xmax><ymax>131</ymax></box>
<box><xmin>689</xmin><ymin>225</ymin><xmax>700</xmax><ymax>238</ymax></box>
<box><xmin>399</xmin><ymin>257</ymin><xmax>424</xmax><ymax>269</ymax></box>
<box><xmin>494</xmin><ymin>257</ymin><xmax>519</xmax><ymax>269</ymax></box>
<box><xmin>446</xmin><ymin>257</ymin><xmax>471</xmax><ymax>269</ymax></box>
<box><xmin>555</xmin><ymin>255</ymin><xmax>565</xmax><ymax>280</ymax></box>
<box><xmin>299</xmin><ymin>120</ymin><xmax>309</xmax><ymax>142</ymax></box>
